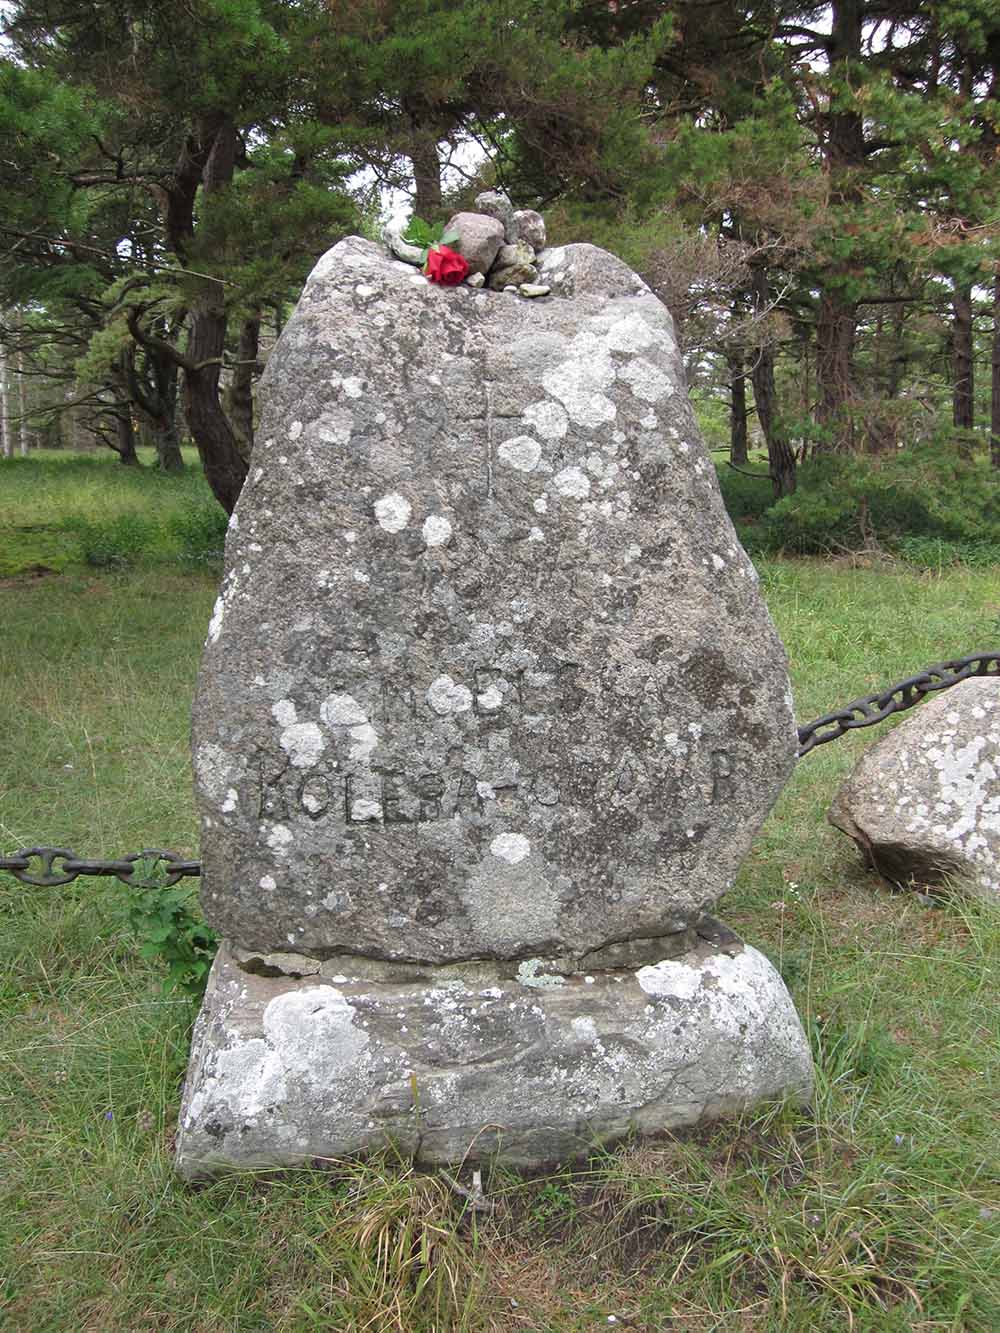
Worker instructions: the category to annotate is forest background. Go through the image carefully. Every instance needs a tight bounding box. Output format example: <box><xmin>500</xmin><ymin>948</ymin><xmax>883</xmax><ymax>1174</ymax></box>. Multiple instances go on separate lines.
<box><xmin>2</xmin><ymin>0</ymin><xmax>1000</xmax><ymax>565</ymax></box>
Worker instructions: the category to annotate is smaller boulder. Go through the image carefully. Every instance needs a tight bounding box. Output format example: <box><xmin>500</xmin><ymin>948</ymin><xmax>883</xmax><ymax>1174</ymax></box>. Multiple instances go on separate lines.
<box><xmin>828</xmin><ymin>678</ymin><xmax>1000</xmax><ymax>900</ymax></box>
<box><xmin>474</xmin><ymin>189</ymin><xmax>518</xmax><ymax>242</ymax></box>
<box><xmin>514</xmin><ymin>208</ymin><xmax>546</xmax><ymax>251</ymax></box>
<box><xmin>443</xmin><ymin>211</ymin><xmax>504</xmax><ymax>275</ymax></box>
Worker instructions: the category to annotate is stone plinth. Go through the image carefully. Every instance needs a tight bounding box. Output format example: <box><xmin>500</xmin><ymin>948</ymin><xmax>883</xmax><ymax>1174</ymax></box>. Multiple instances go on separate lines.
<box><xmin>176</xmin><ymin>937</ymin><xmax>812</xmax><ymax>1179</ymax></box>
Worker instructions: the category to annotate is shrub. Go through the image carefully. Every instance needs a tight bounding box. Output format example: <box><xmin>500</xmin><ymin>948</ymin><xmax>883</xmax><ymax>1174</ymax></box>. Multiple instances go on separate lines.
<box><xmin>719</xmin><ymin>442</ymin><xmax>1000</xmax><ymax>562</ymax></box>
<box><xmin>167</xmin><ymin>499</ymin><xmax>228</xmax><ymax>566</ymax></box>
<box><xmin>64</xmin><ymin>512</ymin><xmax>159</xmax><ymax>567</ymax></box>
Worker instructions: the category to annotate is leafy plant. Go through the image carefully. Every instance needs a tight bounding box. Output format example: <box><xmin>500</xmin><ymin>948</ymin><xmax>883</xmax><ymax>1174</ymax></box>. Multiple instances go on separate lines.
<box><xmin>63</xmin><ymin>512</ymin><xmax>159</xmax><ymax>568</ymax></box>
<box><xmin>123</xmin><ymin>859</ymin><xmax>218</xmax><ymax>997</ymax></box>
<box><xmin>167</xmin><ymin>499</ymin><xmax>228</xmax><ymax>566</ymax></box>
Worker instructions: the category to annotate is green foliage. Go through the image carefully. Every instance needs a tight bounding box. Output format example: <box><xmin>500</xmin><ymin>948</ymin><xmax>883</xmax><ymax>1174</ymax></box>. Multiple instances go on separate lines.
<box><xmin>719</xmin><ymin>442</ymin><xmax>1000</xmax><ymax>562</ymax></box>
<box><xmin>123</xmin><ymin>869</ymin><xmax>218</xmax><ymax>998</ymax></box>
<box><xmin>63</xmin><ymin>512</ymin><xmax>159</xmax><ymax>568</ymax></box>
<box><xmin>166</xmin><ymin>499</ymin><xmax>228</xmax><ymax>566</ymax></box>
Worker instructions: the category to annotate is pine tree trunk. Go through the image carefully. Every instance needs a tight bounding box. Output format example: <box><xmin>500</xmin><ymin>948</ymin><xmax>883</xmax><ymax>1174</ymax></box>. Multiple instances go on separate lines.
<box><xmin>151</xmin><ymin>353</ymin><xmax>183</xmax><ymax>471</ymax></box>
<box><xmin>224</xmin><ymin>308</ymin><xmax>261</xmax><ymax>456</ymax></box>
<box><xmin>115</xmin><ymin>411</ymin><xmax>140</xmax><ymax>464</ymax></box>
<box><xmin>179</xmin><ymin>116</ymin><xmax>248</xmax><ymax>513</ymax></box>
<box><xmin>728</xmin><ymin>345</ymin><xmax>748</xmax><ymax>466</ymax></box>
<box><xmin>952</xmin><ymin>282</ymin><xmax>974</xmax><ymax>456</ymax></box>
<box><xmin>887</xmin><ymin>303</ymin><xmax>906</xmax><ymax>399</ymax></box>
<box><xmin>16</xmin><ymin>346</ymin><xmax>29</xmax><ymax>455</ymax></box>
<box><xmin>815</xmin><ymin>290</ymin><xmax>856</xmax><ymax>451</ymax></box>
<box><xmin>750</xmin><ymin>267</ymin><xmax>796</xmax><ymax>497</ymax></box>
<box><xmin>409</xmin><ymin>134</ymin><xmax>443</xmax><ymax>222</ymax></box>
<box><xmin>813</xmin><ymin>0</ymin><xmax>865</xmax><ymax>453</ymax></box>
<box><xmin>0</xmin><ymin>338</ymin><xmax>10</xmax><ymax>459</ymax></box>
<box><xmin>991</xmin><ymin>272</ymin><xmax>1000</xmax><ymax>470</ymax></box>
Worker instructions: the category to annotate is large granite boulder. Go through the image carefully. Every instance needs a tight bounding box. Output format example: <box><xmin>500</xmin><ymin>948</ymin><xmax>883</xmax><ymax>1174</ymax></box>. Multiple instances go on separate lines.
<box><xmin>829</xmin><ymin>678</ymin><xmax>1000</xmax><ymax>899</ymax></box>
<box><xmin>192</xmin><ymin>235</ymin><xmax>798</xmax><ymax>965</ymax></box>
<box><xmin>177</xmin><ymin>235</ymin><xmax>812</xmax><ymax>1178</ymax></box>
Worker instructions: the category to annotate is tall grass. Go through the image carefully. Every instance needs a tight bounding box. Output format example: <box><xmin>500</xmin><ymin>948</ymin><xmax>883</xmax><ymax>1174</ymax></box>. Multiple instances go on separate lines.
<box><xmin>1</xmin><ymin>454</ymin><xmax>997</xmax><ymax>1329</ymax></box>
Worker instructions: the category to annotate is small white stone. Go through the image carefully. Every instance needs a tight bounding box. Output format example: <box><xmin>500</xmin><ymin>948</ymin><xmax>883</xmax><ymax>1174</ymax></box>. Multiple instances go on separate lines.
<box><xmin>259</xmin><ymin>875</ymin><xmax>276</xmax><ymax>891</ymax></box>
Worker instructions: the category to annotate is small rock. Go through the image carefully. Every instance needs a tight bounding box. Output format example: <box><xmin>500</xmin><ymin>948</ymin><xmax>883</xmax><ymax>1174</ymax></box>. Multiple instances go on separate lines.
<box><xmin>518</xmin><ymin>283</ymin><xmax>551</xmax><ymax>299</ymax></box>
<box><xmin>474</xmin><ymin>189</ymin><xmax>518</xmax><ymax>242</ymax></box>
<box><xmin>495</xmin><ymin>240</ymin><xmax>535</xmax><ymax>270</ymax></box>
<box><xmin>442</xmin><ymin>211</ymin><xmax>504</xmax><ymax>275</ymax></box>
<box><xmin>465</xmin><ymin>271</ymin><xmax>485</xmax><ymax>289</ymax></box>
<box><xmin>829</xmin><ymin>678</ymin><xmax>1000</xmax><ymax>902</ymax></box>
<box><xmin>514</xmin><ymin>208</ymin><xmax>546</xmax><ymax>251</ymax></box>
<box><xmin>382</xmin><ymin>221</ymin><xmax>425</xmax><ymax>267</ymax></box>
<box><xmin>488</xmin><ymin>262</ymin><xmax>537</xmax><ymax>291</ymax></box>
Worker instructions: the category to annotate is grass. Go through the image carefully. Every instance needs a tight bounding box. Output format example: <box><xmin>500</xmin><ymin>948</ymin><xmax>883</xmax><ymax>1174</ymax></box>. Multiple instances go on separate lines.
<box><xmin>1</xmin><ymin>453</ymin><xmax>998</xmax><ymax>1329</ymax></box>
<box><xmin>0</xmin><ymin>448</ymin><xmax>225</xmax><ymax>577</ymax></box>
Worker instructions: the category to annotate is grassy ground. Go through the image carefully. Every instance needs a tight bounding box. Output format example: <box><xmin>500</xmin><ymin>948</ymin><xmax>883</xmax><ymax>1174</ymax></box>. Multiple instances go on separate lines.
<box><xmin>1</xmin><ymin>454</ymin><xmax>998</xmax><ymax>1330</ymax></box>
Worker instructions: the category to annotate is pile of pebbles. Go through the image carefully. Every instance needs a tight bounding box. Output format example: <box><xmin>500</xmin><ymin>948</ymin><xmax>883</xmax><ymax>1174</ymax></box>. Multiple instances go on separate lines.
<box><xmin>384</xmin><ymin>190</ymin><xmax>551</xmax><ymax>297</ymax></box>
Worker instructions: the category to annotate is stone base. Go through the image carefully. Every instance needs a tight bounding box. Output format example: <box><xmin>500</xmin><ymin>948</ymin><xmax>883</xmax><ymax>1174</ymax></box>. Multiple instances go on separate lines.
<box><xmin>175</xmin><ymin>938</ymin><xmax>813</xmax><ymax>1180</ymax></box>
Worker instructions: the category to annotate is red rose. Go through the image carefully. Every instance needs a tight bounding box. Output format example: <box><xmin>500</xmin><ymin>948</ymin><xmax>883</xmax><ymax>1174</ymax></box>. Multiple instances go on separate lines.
<box><xmin>425</xmin><ymin>244</ymin><xmax>469</xmax><ymax>286</ymax></box>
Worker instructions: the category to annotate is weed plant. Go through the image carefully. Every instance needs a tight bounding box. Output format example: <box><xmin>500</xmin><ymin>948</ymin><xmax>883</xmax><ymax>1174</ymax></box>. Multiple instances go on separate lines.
<box><xmin>1</xmin><ymin>460</ymin><xmax>998</xmax><ymax>1329</ymax></box>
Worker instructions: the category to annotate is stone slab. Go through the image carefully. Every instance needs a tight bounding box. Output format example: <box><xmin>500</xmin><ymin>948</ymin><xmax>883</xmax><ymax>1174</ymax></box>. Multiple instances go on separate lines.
<box><xmin>829</xmin><ymin>677</ymin><xmax>1000</xmax><ymax>898</ymax></box>
<box><xmin>192</xmin><ymin>236</ymin><xmax>797</xmax><ymax>962</ymax></box>
<box><xmin>175</xmin><ymin>937</ymin><xmax>813</xmax><ymax>1179</ymax></box>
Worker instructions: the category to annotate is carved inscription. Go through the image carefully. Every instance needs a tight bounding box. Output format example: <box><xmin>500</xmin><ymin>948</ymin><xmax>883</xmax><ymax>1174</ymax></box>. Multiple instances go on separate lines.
<box><xmin>256</xmin><ymin>747</ymin><xmax>737</xmax><ymax>830</ymax></box>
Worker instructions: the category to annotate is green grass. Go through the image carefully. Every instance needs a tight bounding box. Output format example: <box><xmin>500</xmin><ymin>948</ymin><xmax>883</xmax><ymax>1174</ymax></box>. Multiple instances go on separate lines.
<box><xmin>1</xmin><ymin>455</ymin><xmax>998</xmax><ymax>1330</ymax></box>
<box><xmin>0</xmin><ymin>448</ymin><xmax>225</xmax><ymax>576</ymax></box>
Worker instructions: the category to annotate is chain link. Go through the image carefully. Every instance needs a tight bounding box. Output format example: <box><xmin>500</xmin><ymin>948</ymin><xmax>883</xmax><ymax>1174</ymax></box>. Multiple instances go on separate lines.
<box><xmin>0</xmin><ymin>847</ymin><xmax>201</xmax><ymax>888</ymax></box>
<box><xmin>796</xmin><ymin>651</ymin><xmax>1000</xmax><ymax>756</ymax></box>
<box><xmin>1</xmin><ymin>653</ymin><xmax>997</xmax><ymax>885</ymax></box>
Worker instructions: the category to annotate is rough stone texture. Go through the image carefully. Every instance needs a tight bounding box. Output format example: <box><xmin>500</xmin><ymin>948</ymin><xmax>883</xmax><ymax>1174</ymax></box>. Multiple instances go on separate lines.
<box><xmin>382</xmin><ymin>221</ymin><xmax>424</xmax><ymax>268</ymax></box>
<box><xmin>495</xmin><ymin>241</ymin><xmax>536</xmax><ymax>271</ymax></box>
<box><xmin>514</xmin><ymin>209</ymin><xmax>547</xmax><ymax>251</ymax></box>
<box><xmin>191</xmin><ymin>235</ymin><xmax>798</xmax><ymax>964</ymax></box>
<box><xmin>488</xmin><ymin>260</ymin><xmax>538</xmax><ymax>291</ymax></box>
<box><xmin>443</xmin><ymin>212</ymin><xmax>504</xmax><ymax>275</ymax></box>
<box><xmin>536</xmin><ymin>244</ymin><xmax>650</xmax><ymax>300</ymax></box>
<box><xmin>175</xmin><ymin>937</ymin><xmax>813</xmax><ymax>1179</ymax></box>
<box><xmin>474</xmin><ymin>190</ymin><xmax>518</xmax><ymax>242</ymax></box>
<box><xmin>829</xmin><ymin>678</ymin><xmax>1000</xmax><ymax>899</ymax></box>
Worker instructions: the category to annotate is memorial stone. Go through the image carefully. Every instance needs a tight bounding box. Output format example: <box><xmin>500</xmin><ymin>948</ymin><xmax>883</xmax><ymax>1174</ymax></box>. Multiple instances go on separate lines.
<box><xmin>176</xmin><ymin>220</ymin><xmax>813</xmax><ymax>1178</ymax></box>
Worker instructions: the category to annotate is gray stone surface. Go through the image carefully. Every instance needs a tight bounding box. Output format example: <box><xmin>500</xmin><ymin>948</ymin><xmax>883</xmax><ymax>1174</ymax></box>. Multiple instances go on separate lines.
<box><xmin>536</xmin><ymin>244</ymin><xmax>650</xmax><ymax>299</ymax></box>
<box><xmin>488</xmin><ymin>260</ymin><xmax>538</xmax><ymax>291</ymax></box>
<box><xmin>495</xmin><ymin>241</ymin><xmax>536</xmax><ymax>271</ymax></box>
<box><xmin>474</xmin><ymin>190</ymin><xmax>518</xmax><ymax>242</ymax></box>
<box><xmin>829</xmin><ymin>678</ymin><xmax>1000</xmax><ymax>899</ymax></box>
<box><xmin>443</xmin><ymin>211</ymin><xmax>504</xmax><ymax>275</ymax></box>
<box><xmin>175</xmin><ymin>937</ymin><xmax>813</xmax><ymax>1179</ymax></box>
<box><xmin>382</xmin><ymin>221</ymin><xmax>424</xmax><ymax>268</ymax></box>
<box><xmin>193</xmin><ymin>235</ymin><xmax>797</xmax><ymax>964</ymax></box>
<box><xmin>514</xmin><ymin>209</ymin><xmax>547</xmax><ymax>251</ymax></box>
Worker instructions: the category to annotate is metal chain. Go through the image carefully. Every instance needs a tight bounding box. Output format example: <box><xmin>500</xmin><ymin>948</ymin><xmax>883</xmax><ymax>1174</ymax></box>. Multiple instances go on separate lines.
<box><xmin>0</xmin><ymin>847</ymin><xmax>201</xmax><ymax>889</ymax></box>
<box><xmin>1</xmin><ymin>652</ymin><xmax>998</xmax><ymax>886</ymax></box>
<box><xmin>796</xmin><ymin>651</ymin><xmax>1000</xmax><ymax>756</ymax></box>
